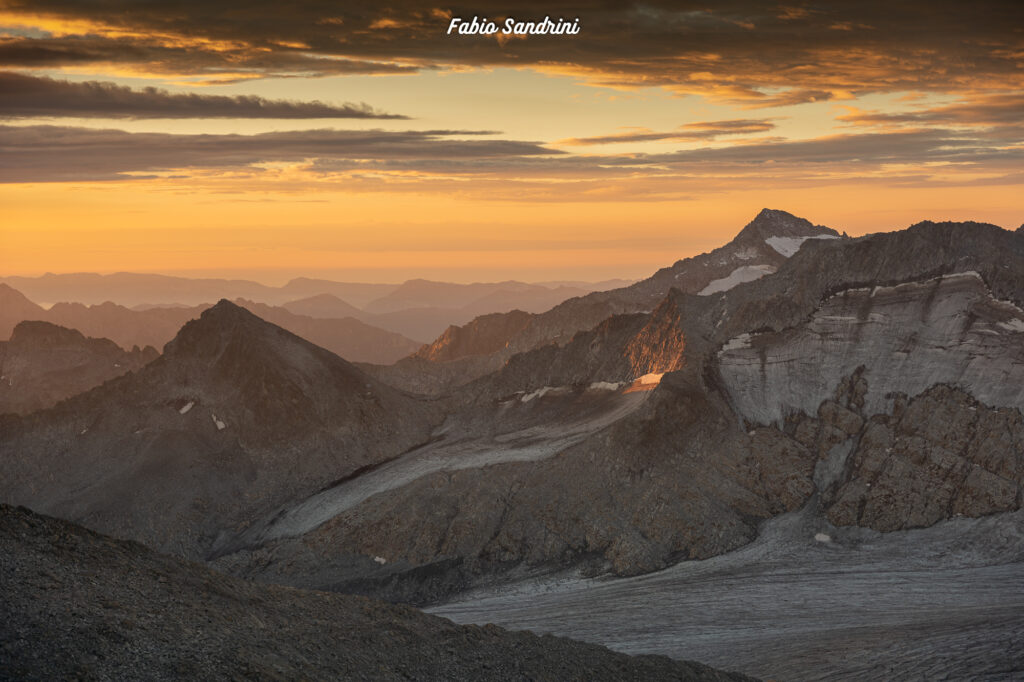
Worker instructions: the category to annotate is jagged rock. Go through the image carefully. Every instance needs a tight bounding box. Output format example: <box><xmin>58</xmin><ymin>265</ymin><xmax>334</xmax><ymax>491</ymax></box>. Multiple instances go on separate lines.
<box><xmin>823</xmin><ymin>385</ymin><xmax>1024</xmax><ymax>531</ymax></box>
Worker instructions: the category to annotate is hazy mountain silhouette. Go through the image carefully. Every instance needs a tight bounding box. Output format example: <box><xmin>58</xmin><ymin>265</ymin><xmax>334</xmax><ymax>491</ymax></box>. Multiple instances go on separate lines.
<box><xmin>1</xmin><ymin>293</ymin><xmax>422</xmax><ymax>364</ymax></box>
<box><xmin>0</xmin><ymin>321</ymin><xmax>157</xmax><ymax>415</ymax></box>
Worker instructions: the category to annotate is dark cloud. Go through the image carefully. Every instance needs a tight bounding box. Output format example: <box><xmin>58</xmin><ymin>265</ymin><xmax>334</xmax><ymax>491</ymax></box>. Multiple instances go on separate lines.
<box><xmin>0</xmin><ymin>36</ymin><xmax>421</xmax><ymax>79</ymax></box>
<box><xmin>5</xmin><ymin>121</ymin><xmax>1011</xmax><ymax>187</ymax></box>
<box><xmin>1</xmin><ymin>2</ymin><xmax>1020</xmax><ymax>102</ymax></box>
<box><xmin>0</xmin><ymin>71</ymin><xmax>407</xmax><ymax>118</ymax></box>
<box><xmin>838</xmin><ymin>93</ymin><xmax>1024</xmax><ymax>133</ymax></box>
<box><xmin>0</xmin><ymin>124</ymin><xmax>561</xmax><ymax>182</ymax></box>
<box><xmin>561</xmin><ymin>119</ymin><xmax>775</xmax><ymax>145</ymax></box>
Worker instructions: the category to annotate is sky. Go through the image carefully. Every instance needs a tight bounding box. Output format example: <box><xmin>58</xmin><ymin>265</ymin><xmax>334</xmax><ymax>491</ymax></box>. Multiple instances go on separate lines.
<box><xmin>1</xmin><ymin>1</ymin><xmax>1022</xmax><ymax>283</ymax></box>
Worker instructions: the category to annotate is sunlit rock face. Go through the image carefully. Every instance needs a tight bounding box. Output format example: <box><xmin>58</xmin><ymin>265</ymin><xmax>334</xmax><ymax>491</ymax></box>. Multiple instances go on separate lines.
<box><xmin>718</xmin><ymin>271</ymin><xmax>1024</xmax><ymax>426</ymax></box>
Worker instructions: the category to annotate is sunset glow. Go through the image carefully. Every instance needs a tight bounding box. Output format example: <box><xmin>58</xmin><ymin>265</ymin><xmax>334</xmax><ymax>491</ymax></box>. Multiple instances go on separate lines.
<box><xmin>2</xmin><ymin>1</ymin><xmax>1021</xmax><ymax>282</ymax></box>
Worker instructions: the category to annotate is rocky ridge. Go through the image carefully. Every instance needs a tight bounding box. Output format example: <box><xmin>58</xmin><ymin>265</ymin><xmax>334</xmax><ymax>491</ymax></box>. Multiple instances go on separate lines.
<box><xmin>375</xmin><ymin>208</ymin><xmax>839</xmax><ymax>394</ymax></box>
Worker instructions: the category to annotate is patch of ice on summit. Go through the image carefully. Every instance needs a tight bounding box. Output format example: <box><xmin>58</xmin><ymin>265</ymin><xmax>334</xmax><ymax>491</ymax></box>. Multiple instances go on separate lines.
<box><xmin>179</xmin><ymin>401</ymin><xmax>194</xmax><ymax>415</ymax></box>
<box><xmin>765</xmin><ymin>234</ymin><xmax>838</xmax><ymax>257</ymax></box>
<box><xmin>211</xmin><ymin>413</ymin><xmax>226</xmax><ymax>430</ymax></box>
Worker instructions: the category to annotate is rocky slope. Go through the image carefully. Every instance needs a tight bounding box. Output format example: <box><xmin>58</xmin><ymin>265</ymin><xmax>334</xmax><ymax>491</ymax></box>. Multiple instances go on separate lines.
<box><xmin>0</xmin><ymin>504</ymin><xmax>750</xmax><ymax>682</ymax></box>
<box><xmin>0</xmin><ymin>301</ymin><xmax>440</xmax><ymax>559</ymax></box>
<box><xmin>0</xmin><ymin>321</ymin><xmax>157</xmax><ymax>415</ymax></box>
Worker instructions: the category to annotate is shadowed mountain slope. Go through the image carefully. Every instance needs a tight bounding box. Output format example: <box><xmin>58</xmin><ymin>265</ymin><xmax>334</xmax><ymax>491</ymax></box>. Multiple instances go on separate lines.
<box><xmin>0</xmin><ymin>301</ymin><xmax>440</xmax><ymax>559</ymax></box>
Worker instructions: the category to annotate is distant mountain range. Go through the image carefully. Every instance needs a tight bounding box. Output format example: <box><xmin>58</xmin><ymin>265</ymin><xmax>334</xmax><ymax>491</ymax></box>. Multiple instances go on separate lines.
<box><xmin>0</xmin><ymin>273</ymin><xmax>633</xmax><ymax>342</ymax></box>
<box><xmin>0</xmin><ymin>286</ymin><xmax>421</xmax><ymax>364</ymax></box>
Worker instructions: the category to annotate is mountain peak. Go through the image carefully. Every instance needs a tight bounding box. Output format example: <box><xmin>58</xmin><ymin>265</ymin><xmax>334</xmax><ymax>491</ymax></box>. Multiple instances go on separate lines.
<box><xmin>736</xmin><ymin>208</ymin><xmax>839</xmax><ymax>241</ymax></box>
<box><xmin>162</xmin><ymin>299</ymin><xmax>276</xmax><ymax>359</ymax></box>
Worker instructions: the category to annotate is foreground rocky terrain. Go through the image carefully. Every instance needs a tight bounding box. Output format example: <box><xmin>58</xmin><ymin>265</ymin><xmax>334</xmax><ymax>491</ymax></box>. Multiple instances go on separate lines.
<box><xmin>0</xmin><ymin>504</ymin><xmax>751</xmax><ymax>681</ymax></box>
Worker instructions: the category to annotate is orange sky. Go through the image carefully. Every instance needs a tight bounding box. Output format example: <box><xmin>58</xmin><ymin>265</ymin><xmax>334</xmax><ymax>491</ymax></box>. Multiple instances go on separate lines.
<box><xmin>1</xmin><ymin>2</ymin><xmax>1021</xmax><ymax>283</ymax></box>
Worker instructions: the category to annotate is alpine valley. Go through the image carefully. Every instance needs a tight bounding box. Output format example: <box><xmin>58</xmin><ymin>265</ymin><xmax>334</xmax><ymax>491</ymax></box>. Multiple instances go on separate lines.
<box><xmin>4</xmin><ymin>210</ymin><xmax>1024</xmax><ymax>681</ymax></box>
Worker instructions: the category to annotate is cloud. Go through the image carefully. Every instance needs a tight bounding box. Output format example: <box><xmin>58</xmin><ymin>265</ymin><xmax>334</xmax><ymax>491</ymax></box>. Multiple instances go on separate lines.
<box><xmin>560</xmin><ymin>119</ymin><xmax>775</xmax><ymax>145</ymax></box>
<box><xmin>5</xmin><ymin>120</ymin><xmax>1018</xmax><ymax>197</ymax></box>
<box><xmin>1</xmin><ymin>2</ymin><xmax>1020</xmax><ymax>102</ymax></box>
<box><xmin>838</xmin><ymin>93</ymin><xmax>1024</xmax><ymax>135</ymax></box>
<box><xmin>0</xmin><ymin>35</ymin><xmax>421</xmax><ymax>80</ymax></box>
<box><xmin>0</xmin><ymin>71</ymin><xmax>407</xmax><ymax>118</ymax></box>
<box><xmin>0</xmin><ymin>124</ymin><xmax>562</xmax><ymax>182</ymax></box>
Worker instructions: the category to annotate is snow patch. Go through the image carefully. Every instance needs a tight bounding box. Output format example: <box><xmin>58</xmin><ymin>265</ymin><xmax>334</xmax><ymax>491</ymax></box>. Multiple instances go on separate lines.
<box><xmin>814</xmin><ymin>533</ymin><xmax>832</xmax><ymax>543</ymax></box>
<box><xmin>765</xmin><ymin>234</ymin><xmax>838</xmax><ymax>257</ymax></box>
<box><xmin>589</xmin><ymin>381</ymin><xmax>623</xmax><ymax>391</ymax></box>
<box><xmin>521</xmin><ymin>386</ymin><xmax>555</xmax><ymax>403</ymax></box>
<box><xmin>179</xmin><ymin>401</ymin><xmax>194</xmax><ymax>415</ymax></box>
<box><xmin>721</xmin><ymin>333</ymin><xmax>753</xmax><ymax>352</ymax></box>
<box><xmin>638</xmin><ymin>373</ymin><xmax>664</xmax><ymax>385</ymax></box>
<box><xmin>374</xmin><ymin>556</ymin><xmax>387</xmax><ymax>565</ymax></box>
<box><xmin>699</xmin><ymin>264</ymin><xmax>776</xmax><ymax>295</ymax></box>
<box><xmin>998</xmin><ymin>318</ymin><xmax>1024</xmax><ymax>333</ymax></box>
<box><xmin>211</xmin><ymin>413</ymin><xmax>226</xmax><ymax>430</ymax></box>
<box><xmin>733</xmin><ymin>247</ymin><xmax>760</xmax><ymax>261</ymax></box>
